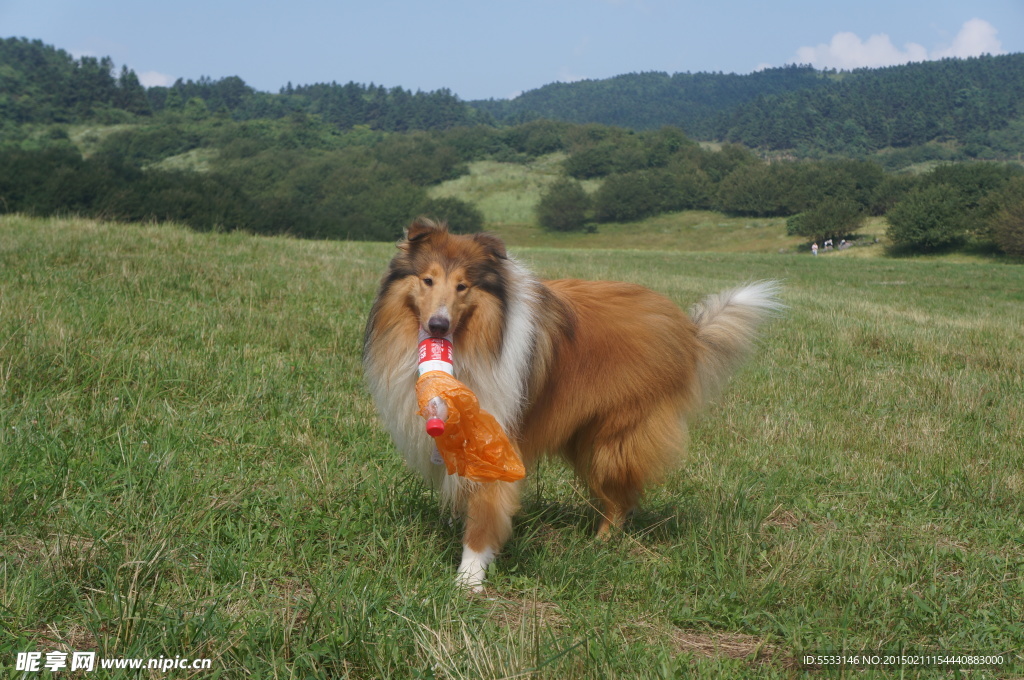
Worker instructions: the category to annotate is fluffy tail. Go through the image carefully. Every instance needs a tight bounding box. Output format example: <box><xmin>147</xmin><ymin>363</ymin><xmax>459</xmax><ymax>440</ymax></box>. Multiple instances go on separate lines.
<box><xmin>690</xmin><ymin>281</ymin><xmax>783</xmax><ymax>403</ymax></box>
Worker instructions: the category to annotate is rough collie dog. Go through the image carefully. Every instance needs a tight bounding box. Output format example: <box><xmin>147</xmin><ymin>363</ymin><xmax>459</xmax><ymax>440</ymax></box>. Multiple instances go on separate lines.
<box><xmin>363</xmin><ymin>218</ymin><xmax>780</xmax><ymax>590</ymax></box>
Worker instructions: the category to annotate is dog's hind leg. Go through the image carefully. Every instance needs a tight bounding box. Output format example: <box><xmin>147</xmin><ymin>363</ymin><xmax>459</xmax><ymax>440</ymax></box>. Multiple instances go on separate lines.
<box><xmin>457</xmin><ymin>480</ymin><xmax>521</xmax><ymax>591</ymax></box>
<box><xmin>584</xmin><ymin>400</ymin><xmax>684</xmax><ymax>538</ymax></box>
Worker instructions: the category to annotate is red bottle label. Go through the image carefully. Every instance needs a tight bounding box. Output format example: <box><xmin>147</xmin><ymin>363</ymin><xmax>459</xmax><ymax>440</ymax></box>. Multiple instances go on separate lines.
<box><xmin>418</xmin><ymin>338</ymin><xmax>454</xmax><ymax>375</ymax></box>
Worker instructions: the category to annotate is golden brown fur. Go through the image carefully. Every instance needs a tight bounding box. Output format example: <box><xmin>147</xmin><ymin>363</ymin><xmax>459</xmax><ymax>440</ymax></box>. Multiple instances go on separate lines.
<box><xmin>363</xmin><ymin>218</ymin><xmax>780</xmax><ymax>589</ymax></box>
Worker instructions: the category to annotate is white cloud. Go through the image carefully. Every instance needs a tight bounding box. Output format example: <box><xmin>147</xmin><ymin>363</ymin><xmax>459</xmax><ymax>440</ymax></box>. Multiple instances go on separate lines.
<box><xmin>790</xmin><ymin>18</ymin><xmax>1003</xmax><ymax>71</ymax></box>
<box><xmin>932</xmin><ymin>18</ymin><xmax>1003</xmax><ymax>59</ymax></box>
<box><xmin>794</xmin><ymin>32</ymin><xmax>927</xmax><ymax>69</ymax></box>
<box><xmin>138</xmin><ymin>70</ymin><xmax>175</xmax><ymax>87</ymax></box>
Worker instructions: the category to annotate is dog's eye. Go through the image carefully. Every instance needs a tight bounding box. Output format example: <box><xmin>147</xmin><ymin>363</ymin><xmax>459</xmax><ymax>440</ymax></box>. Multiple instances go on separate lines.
<box><xmin>422</xmin><ymin>278</ymin><xmax>433</xmax><ymax>287</ymax></box>
<box><xmin>456</xmin><ymin>283</ymin><xmax>468</xmax><ymax>292</ymax></box>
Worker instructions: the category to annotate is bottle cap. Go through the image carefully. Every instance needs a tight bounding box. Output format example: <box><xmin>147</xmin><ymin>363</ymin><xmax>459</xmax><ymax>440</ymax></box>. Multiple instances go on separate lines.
<box><xmin>425</xmin><ymin>418</ymin><xmax>445</xmax><ymax>437</ymax></box>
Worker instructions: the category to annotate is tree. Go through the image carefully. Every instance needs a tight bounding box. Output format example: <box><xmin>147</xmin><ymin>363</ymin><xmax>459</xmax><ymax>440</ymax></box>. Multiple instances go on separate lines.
<box><xmin>989</xmin><ymin>199</ymin><xmax>1024</xmax><ymax>256</ymax></box>
<box><xmin>183</xmin><ymin>97</ymin><xmax>210</xmax><ymax>121</ymax></box>
<box><xmin>885</xmin><ymin>184</ymin><xmax>970</xmax><ymax>252</ymax></box>
<box><xmin>592</xmin><ymin>171</ymin><xmax>663</xmax><ymax>223</ymax></box>
<box><xmin>563</xmin><ymin>143</ymin><xmax>617</xmax><ymax>179</ymax></box>
<box><xmin>984</xmin><ymin>176</ymin><xmax>1024</xmax><ymax>256</ymax></box>
<box><xmin>70</xmin><ymin>56</ymin><xmax>117</xmax><ymax>116</ymax></box>
<box><xmin>536</xmin><ymin>178</ymin><xmax>591</xmax><ymax>231</ymax></box>
<box><xmin>716</xmin><ymin>163</ymin><xmax>790</xmax><ymax>216</ymax></box>
<box><xmin>786</xmin><ymin>197</ymin><xmax>866</xmax><ymax>242</ymax></box>
<box><xmin>115</xmin><ymin>66</ymin><xmax>151</xmax><ymax>115</ymax></box>
<box><xmin>419</xmin><ymin>196</ymin><xmax>484</xmax><ymax>234</ymax></box>
<box><xmin>503</xmin><ymin>120</ymin><xmax>570</xmax><ymax>156</ymax></box>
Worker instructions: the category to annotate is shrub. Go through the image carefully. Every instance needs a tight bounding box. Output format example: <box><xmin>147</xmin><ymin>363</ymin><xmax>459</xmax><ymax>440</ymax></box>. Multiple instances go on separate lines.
<box><xmin>990</xmin><ymin>200</ymin><xmax>1024</xmax><ymax>256</ymax></box>
<box><xmin>885</xmin><ymin>184</ymin><xmax>970</xmax><ymax>252</ymax></box>
<box><xmin>667</xmin><ymin>164</ymin><xmax>714</xmax><ymax>211</ymax></box>
<box><xmin>985</xmin><ymin>177</ymin><xmax>1024</xmax><ymax>256</ymax></box>
<box><xmin>592</xmin><ymin>168</ymin><xmax>712</xmax><ymax>224</ymax></box>
<box><xmin>870</xmin><ymin>173</ymin><xmax>919</xmax><ymax>216</ymax></box>
<box><xmin>98</xmin><ymin>124</ymin><xmax>202</xmax><ymax>164</ymax></box>
<box><xmin>418</xmin><ymin>196</ymin><xmax>484</xmax><ymax>234</ymax></box>
<box><xmin>536</xmin><ymin>178</ymin><xmax>591</xmax><ymax>231</ymax></box>
<box><xmin>437</xmin><ymin>126</ymin><xmax>505</xmax><ymax>160</ymax></box>
<box><xmin>563</xmin><ymin>144</ymin><xmax>617</xmax><ymax>179</ymax></box>
<box><xmin>563</xmin><ymin>131</ymin><xmax>656</xmax><ymax>179</ymax></box>
<box><xmin>716</xmin><ymin>163</ymin><xmax>790</xmax><ymax>217</ymax></box>
<box><xmin>787</xmin><ymin>196</ymin><xmax>866</xmax><ymax>242</ymax></box>
<box><xmin>592</xmin><ymin>171</ymin><xmax>660</xmax><ymax>223</ymax></box>
<box><xmin>922</xmin><ymin>163</ymin><xmax>1023</xmax><ymax>209</ymax></box>
<box><xmin>503</xmin><ymin>120</ymin><xmax>570</xmax><ymax>156</ymax></box>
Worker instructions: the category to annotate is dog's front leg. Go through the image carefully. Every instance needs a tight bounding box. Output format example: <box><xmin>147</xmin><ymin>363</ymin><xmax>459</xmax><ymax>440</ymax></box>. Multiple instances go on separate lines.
<box><xmin>456</xmin><ymin>480</ymin><xmax>521</xmax><ymax>591</ymax></box>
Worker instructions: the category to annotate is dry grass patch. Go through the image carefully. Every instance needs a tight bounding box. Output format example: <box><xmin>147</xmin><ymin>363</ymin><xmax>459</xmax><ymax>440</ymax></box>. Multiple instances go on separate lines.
<box><xmin>761</xmin><ymin>506</ymin><xmax>802</xmax><ymax>531</ymax></box>
<box><xmin>28</xmin><ymin>621</ymin><xmax>99</xmax><ymax>655</ymax></box>
<box><xmin>483</xmin><ymin>595</ymin><xmax>568</xmax><ymax>632</ymax></box>
<box><xmin>671</xmin><ymin>629</ymin><xmax>779</xmax><ymax>664</ymax></box>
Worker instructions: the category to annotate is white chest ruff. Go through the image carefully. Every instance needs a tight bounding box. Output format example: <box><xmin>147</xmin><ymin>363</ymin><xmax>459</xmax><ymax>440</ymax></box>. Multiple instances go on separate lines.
<box><xmin>366</xmin><ymin>258</ymin><xmax>539</xmax><ymax>506</ymax></box>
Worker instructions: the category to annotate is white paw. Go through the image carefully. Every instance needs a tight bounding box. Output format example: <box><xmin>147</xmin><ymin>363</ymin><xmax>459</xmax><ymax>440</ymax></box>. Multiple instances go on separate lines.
<box><xmin>456</xmin><ymin>545</ymin><xmax>494</xmax><ymax>592</ymax></box>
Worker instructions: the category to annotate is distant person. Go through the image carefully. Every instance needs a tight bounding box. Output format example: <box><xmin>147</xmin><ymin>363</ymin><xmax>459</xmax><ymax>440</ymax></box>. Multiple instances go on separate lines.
<box><xmin>812</xmin><ymin>242</ymin><xmax>818</xmax><ymax>256</ymax></box>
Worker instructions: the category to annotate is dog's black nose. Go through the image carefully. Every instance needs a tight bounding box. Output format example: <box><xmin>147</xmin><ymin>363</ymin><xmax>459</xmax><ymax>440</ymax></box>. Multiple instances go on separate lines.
<box><xmin>428</xmin><ymin>315</ymin><xmax>450</xmax><ymax>336</ymax></box>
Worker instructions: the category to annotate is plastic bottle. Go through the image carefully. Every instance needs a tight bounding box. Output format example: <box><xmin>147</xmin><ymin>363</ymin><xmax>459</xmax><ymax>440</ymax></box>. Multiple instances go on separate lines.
<box><xmin>417</xmin><ymin>331</ymin><xmax>453</xmax><ymax>436</ymax></box>
<box><xmin>415</xmin><ymin>331</ymin><xmax>525</xmax><ymax>483</ymax></box>
<box><xmin>417</xmin><ymin>333</ymin><xmax>454</xmax><ymax>376</ymax></box>
<box><xmin>423</xmin><ymin>396</ymin><xmax>448</xmax><ymax>437</ymax></box>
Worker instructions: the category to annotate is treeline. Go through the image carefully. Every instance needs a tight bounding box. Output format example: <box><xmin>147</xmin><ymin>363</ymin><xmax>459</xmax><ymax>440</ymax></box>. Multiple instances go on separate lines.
<box><xmin>7</xmin><ymin>36</ymin><xmax>1024</xmax><ymax>160</ymax></box>
<box><xmin>534</xmin><ymin>122</ymin><xmax>1024</xmax><ymax>256</ymax></box>
<box><xmin>0</xmin><ymin>37</ymin><xmax>484</xmax><ymax>134</ymax></box>
<box><xmin>0</xmin><ymin>146</ymin><xmax>254</xmax><ymax>231</ymax></box>
<box><xmin>475</xmin><ymin>55</ymin><xmax>1024</xmax><ymax>160</ymax></box>
<box><xmin>0</xmin><ymin>38</ymin><xmax>150</xmax><ymax>126</ymax></box>
<box><xmin>147</xmin><ymin>78</ymin><xmax>486</xmax><ymax>131</ymax></box>
<box><xmin>719</xmin><ymin>55</ymin><xmax>1024</xmax><ymax>158</ymax></box>
<box><xmin>3</xmin><ymin>37</ymin><xmax>1022</xmax><ymax>255</ymax></box>
<box><xmin>8</xmin><ymin>36</ymin><xmax>1024</xmax><ymax>161</ymax></box>
<box><xmin>472</xmin><ymin>66</ymin><xmax>827</xmax><ymax>137</ymax></box>
<box><xmin>0</xmin><ymin>119</ymin><xmax>603</xmax><ymax>240</ymax></box>
<box><xmin>0</xmin><ymin>120</ymin><xmax>492</xmax><ymax>240</ymax></box>
<box><xmin>5</xmin><ymin>114</ymin><xmax>1020</xmax><ymax>255</ymax></box>
<box><xmin>535</xmin><ymin>123</ymin><xmax>892</xmax><ymax>222</ymax></box>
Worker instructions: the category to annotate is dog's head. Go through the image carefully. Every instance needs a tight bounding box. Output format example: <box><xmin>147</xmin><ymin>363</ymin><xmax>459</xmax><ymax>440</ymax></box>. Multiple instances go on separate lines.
<box><xmin>383</xmin><ymin>218</ymin><xmax>509</xmax><ymax>339</ymax></box>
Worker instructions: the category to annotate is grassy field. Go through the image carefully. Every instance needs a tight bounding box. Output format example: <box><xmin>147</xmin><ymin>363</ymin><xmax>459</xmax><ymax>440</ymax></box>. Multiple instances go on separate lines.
<box><xmin>493</xmin><ymin>211</ymin><xmax>807</xmax><ymax>254</ymax></box>
<box><xmin>428</xmin><ymin>156</ymin><xmax>894</xmax><ymax>258</ymax></box>
<box><xmin>2</xmin><ymin>215</ymin><xmax>1023</xmax><ymax>678</ymax></box>
<box><xmin>428</xmin><ymin>154</ymin><xmax>603</xmax><ymax>226</ymax></box>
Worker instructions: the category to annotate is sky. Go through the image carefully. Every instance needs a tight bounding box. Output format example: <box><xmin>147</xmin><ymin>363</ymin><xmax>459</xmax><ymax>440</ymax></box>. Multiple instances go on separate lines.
<box><xmin>2</xmin><ymin>0</ymin><xmax>1022</xmax><ymax>101</ymax></box>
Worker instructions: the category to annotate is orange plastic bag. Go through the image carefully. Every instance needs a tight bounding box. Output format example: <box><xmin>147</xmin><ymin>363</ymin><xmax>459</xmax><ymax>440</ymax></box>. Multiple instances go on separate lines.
<box><xmin>415</xmin><ymin>371</ymin><xmax>525</xmax><ymax>483</ymax></box>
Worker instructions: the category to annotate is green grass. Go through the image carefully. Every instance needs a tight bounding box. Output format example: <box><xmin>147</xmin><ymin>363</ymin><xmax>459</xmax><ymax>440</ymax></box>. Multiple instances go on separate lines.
<box><xmin>66</xmin><ymin>124</ymin><xmax>138</xmax><ymax>158</ymax></box>
<box><xmin>428</xmin><ymin>154</ymin><xmax>601</xmax><ymax>226</ymax></box>
<box><xmin>495</xmin><ymin>211</ymin><xmax>807</xmax><ymax>254</ymax></box>
<box><xmin>426</xmin><ymin>155</ymin><xmax>806</xmax><ymax>254</ymax></box>
<box><xmin>428</xmin><ymin>156</ymin><xmax>890</xmax><ymax>257</ymax></box>
<box><xmin>2</xmin><ymin>215</ymin><xmax>1023</xmax><ymax>678</ymax></box>
<box><xmin>149</xmin><ymin>147</ymin><xmax>221</xmax><ymax>173</ymax></box>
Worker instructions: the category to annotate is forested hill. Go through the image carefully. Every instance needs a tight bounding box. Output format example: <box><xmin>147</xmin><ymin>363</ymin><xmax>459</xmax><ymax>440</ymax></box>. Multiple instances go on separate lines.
<box><xmin>0</xmin><ymin>37</ymin><xmax>486</xmax><ymax>131</ymax></box>
<box><xmin>471</xmin><ymin>66</ymin><xmax>828</xmax><ymax>137</ymax></box>
<box><xmin>474</xmin><ymin>54</ymin><xmax>1024</xmax><ymax>157</ymax></box>
<box><xmin>4</xmin><ymin>36</ymin><xmax>1023</xmax><ymax>159</ymax></box>
<box><xmin>0</xmin><ymin>37</ymin><xmax>152</xmax><ymax>122</ymax></box>
<box><xmin>719</xmin><ymin>55</ymin><xmax>1024</xmax><ymax>154</ymax></box>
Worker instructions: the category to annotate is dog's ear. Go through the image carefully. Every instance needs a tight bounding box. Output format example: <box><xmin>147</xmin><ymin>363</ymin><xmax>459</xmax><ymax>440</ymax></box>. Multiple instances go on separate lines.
<box><xmin>399</xmin><ymin>217</ymin><xmax>448</xmax><ymax>251</ymax></box>
<box><xmin>473</xmin><ymin>232</ymin><xmax>507</xmax><ymax>260</ymax></box>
